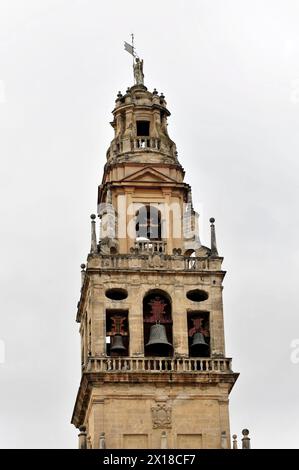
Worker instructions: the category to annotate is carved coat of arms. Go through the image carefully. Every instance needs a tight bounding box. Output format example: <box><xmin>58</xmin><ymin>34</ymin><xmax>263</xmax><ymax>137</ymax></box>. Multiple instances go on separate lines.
<box><xmin>151</xmin><ymin>402</ymin><xmax>172</xmax><ymax>428</ymax></box>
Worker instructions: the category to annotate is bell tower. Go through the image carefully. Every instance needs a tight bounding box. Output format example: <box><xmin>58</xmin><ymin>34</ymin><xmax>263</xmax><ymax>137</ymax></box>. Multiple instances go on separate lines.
<box><xmin>71</xmin><ymin>55</ymin><xmax>238</xmax><ymax>449</ymax></box>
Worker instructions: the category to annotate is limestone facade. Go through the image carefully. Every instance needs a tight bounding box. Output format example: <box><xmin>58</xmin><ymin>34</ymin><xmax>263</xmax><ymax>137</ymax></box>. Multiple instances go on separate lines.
<box><xmin>71</xmin><ymin>68</ymin><xmax>238</xmax><ymax>449</ymax></box>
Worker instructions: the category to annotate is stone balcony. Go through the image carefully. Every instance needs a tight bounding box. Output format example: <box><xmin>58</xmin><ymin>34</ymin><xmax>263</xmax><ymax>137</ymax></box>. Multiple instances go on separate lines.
<box><xmin>84</xmin><ymin>356</ymin><xmax>233</xmax><ymax>374</ymax></box>
<box><xmin>134</xmin><ymin>240</ymin><xmax>167</xmax><ymax>254</ymax></box>
<box><xmin>132</xmin><ymin>137</ymin><xmax>161</xmax><ymax>151</ymax></box>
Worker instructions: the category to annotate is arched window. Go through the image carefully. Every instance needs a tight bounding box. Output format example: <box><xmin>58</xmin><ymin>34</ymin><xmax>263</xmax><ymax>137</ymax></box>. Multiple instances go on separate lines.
<box><xmin>143</xmin><ymin>290</ymin><xmax>173</xmax><ymax>357</ymax></box>
<box><xmin>135</xmin><ymin>205</ymin><xmax>161</xmax><ymax>240</ymax></box>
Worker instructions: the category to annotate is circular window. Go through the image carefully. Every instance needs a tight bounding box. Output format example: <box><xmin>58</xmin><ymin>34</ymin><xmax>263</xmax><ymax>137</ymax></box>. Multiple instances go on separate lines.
<box><xmin>105</xmin><ymin>288</ymin><xmax>128</xmax><ymax>301</ymax></box>
<box><xmin>186</xmin><ymin>289</ymin><xmax>208</xmax><ymax>302</ymax></box>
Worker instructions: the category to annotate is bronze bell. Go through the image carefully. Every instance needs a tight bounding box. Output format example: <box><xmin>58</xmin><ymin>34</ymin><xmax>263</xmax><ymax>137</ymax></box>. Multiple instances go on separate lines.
<box><xmin>146</xmin><ymin>323</ymin><xmax>172</xmax><ymax>354</ymax></box>
<box><xmin>110</xmin><ymin>334</ymin><xmax>126</xmax><ymax>352</ymax></box>
<box><xmin>191</xmin><ymin>332</ymin><xmax>209</xmax><ymax>354</ymax></box>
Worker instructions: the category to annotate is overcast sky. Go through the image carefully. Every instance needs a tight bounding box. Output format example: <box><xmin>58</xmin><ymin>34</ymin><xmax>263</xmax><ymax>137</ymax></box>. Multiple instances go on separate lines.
<box><xmin>0</xmin><ymin>0</ymin><xmax>299</xmax><ymax>449</ymax></box>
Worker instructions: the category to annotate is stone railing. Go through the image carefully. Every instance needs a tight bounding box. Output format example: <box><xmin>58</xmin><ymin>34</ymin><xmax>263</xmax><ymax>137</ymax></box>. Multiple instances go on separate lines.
<box><xmin>88</xmin><ymin>254</ymin><xmax>219</xmax><ymax>271</ymax></box>
<box><xmin>184</xmin><ymin>257</ymin><xmax>209</xmax><ymax>270</ymax></box>
<box><xmin>134</xmin><ymin>240</ymin><xmax>167</xmax><ymax>254</ymax></box>
<box><xmin>132</xmin><ymin>137</ymin><xmax>161</xmax><ymax>151</ymax></box>
<box><xmin>84</xmin><ymin>357</ymin><xmax>232</xmax><ymax>373</ymax></box>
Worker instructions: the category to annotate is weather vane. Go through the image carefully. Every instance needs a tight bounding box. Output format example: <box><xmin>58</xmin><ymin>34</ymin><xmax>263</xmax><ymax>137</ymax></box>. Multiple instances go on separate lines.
<box><xmin>124</xmin><ymin>34</ymin><xmax>144</xmax><ymax>86</ymax></box>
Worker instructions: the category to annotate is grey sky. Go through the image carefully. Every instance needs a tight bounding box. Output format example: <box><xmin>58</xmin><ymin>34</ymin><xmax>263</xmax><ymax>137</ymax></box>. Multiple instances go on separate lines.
<box><xmin>0</xmin><ymin>0</ymin><xmax>299</xmax><ymax>449</ymax></box>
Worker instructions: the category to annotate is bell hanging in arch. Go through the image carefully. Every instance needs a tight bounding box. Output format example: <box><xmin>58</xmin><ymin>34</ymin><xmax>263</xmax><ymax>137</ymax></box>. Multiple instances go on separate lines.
<box><xmin>191</xmin><ymin>332</ymin><xmax>209</xmax><ymax>355</ymax></box>
<box><xmin>146</xmin><ymin>323</ymin><xmax>173</xmax><ymax>355</ymax></box>
<box><xmin>110</xmin><ymin>334</ymin><xmax>126</xmax><ymax>353</ymax></box>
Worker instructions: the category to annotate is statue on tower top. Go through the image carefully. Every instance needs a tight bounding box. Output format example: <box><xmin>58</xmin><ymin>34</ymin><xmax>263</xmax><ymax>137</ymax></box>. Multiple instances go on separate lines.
<box><xmin>133</xmin><ymin>57</ymin><xmax>144</xmax><ymax>85</ymax></box>
<box><xmin>124</xmin><ymin>34</ymin><xmax>144</xmax><ymax>86</ymax></box>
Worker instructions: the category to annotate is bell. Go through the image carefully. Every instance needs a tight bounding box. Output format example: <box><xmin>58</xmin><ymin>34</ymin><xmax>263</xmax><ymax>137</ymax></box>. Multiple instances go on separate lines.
<box><xmin>146</xmin><ymin>323</ymin><xmax>172</xmax><ymax>354</ymax></box>
<box><xmin>191</xmin><ymin>332</ymin><xmax>209</xmax><ymax>354</ymax></box>
<box><xmin>110</xmin><ymin>334</ymin><xmax>126</xmax><ymax>352</ymax></box>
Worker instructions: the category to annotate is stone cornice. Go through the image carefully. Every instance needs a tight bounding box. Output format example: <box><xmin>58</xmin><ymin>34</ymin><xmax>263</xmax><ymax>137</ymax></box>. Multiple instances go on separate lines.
<box><xmin>71</xmin><ymin>370</ymin><xmax>239</xmax><ymax>428</ymax></box>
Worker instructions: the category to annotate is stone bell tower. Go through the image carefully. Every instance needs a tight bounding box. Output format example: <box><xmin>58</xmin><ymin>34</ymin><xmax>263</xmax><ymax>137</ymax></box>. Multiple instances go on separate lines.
<box><xmin>71</xmin><ymin>55</ymin><xmax>238</xmax><ymax>449</ymax></box>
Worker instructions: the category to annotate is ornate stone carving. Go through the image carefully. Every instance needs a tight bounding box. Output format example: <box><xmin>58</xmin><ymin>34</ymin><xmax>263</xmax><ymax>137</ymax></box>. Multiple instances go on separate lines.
<box><xmin>151</xmin><ymin>402</ymin><xmax>172</xmax><ymax>429</ymax></box>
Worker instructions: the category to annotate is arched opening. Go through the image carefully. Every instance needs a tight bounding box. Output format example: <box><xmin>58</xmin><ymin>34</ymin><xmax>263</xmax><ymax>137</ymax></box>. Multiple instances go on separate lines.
<box><xmin>135</xmin><ymin>205</ymin><xmax>161</xmax><ymax>240</ymax></box>
<box><xmin>143</xmin><ymin>290</ymin><xmax>173</xmax><ymax>357</ymax></box>
<box><xmin>187</xmin><ymin>311</ymin><xmax>210</xmax><ymax>357</ymax></box>
<box><xmin>184</xmin><ymin>249</ymin><xmax>195</xmax><ymax>257</ymax></box>
<box><xmin>106</xmin><ymin>309</ymin><xmax>129</xmax><ymax>357</ymax></box>
<box><xmin>185</xmin><ymin>250</ymin><xmax>196</xmax><ymax>269</ymax></box>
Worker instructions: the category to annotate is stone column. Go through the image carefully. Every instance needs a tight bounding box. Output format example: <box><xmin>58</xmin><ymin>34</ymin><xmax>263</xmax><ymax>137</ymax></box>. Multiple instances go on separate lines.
<box><xmin>218</xmin><ymin>396</ymin><xmax>231</xmax><ymax>449</ymax></box>
<box><xmin>162</xmin><ymin>190</ymin><xmax>172</xmax><ymax>255</ymax></box>
<box><xmin>125</xmin><ymin>189</ymin><xmax>135</xmax><ymax>254</ymax></box>
<box><xmin>129</xmin><ymin>284</ymin><xmax>144</xmax><ymax>356</ymax></box>
<box><xmin>92</xmin><ymin>283</ymin><xmax>106</xmax><ymax>356</ymax></box>
<box><xmin>209</xmin><ymin>283</ymin><xmax>226</xmax><ymax>356</ymax></box>
<box><xmin>78</xmin><ymin>425</ymin><xmax>87</xmax><ymax>449</ymax></box>
<box><xmin>91</xmin><ymin>398</ymin><xmax>105</xmax><ymax>449</ymax></box>
<box><xmin>171</xmin><ymin>285</ymin><xmax>189</xmax><ymax>356</ymax></box>
<box><xmin>116</xmin><ymin>192</ymin><xmax>127</xmax><ymax>254</ymax></box>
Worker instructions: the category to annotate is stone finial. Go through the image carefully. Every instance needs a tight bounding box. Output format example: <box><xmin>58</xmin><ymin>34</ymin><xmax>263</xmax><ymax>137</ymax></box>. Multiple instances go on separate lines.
<box><xmin>80</xmin><ymin>264</ymin><xmax>86</xmax><ymax>288</ymax></box>
<box><xmin>161</xmin><ymin>431</ymin><xmax>168</xmax><ymax>449</ymax></box>
<box><xmin>232</xmin><ymin>434</ymin><xmax>238</xmax><ymax>449</ymax></box>
<box><xmin>78</xmin><ymin>425</ymin><xmax>87</xmax><ymax>449</ymax></box>
<box><xmin>153</xmin><ymin>88</ymin><xmax>158</xmax><ymax>95</ymax></box>
<box><xmin>90</xmin><ymin>214</ymin><xmax>97</xmax><ymax>254</ymax></box>
<box><xmin>99</xmin><ymin>432</ymin><xmax>106</xmax><ymax>449</ymax></box>
<box><xmin>221</xmin><ymin>431</ymin><xmax>227</xmax><ymax>449</ymax></box>
<box><xmin>210</xmin><ymin>217</ymin><xmax>219</xmax><ymax>256</ymax></box>
<box><xmin>241</xmin><ymin>429</ymin><xmax>251</xmax><ymax>449</ymax></box>
<box><xmin>117</xmin><ymin>91</ymin><xmax>122</xmax><ymax>99</ymax></box>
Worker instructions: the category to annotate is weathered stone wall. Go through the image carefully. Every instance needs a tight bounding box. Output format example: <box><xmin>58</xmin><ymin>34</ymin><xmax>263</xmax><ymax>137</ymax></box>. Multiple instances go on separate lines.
<box><xmin>85</xmin><ymin>382</ymin><xmax>231</xmax><ymax>449</ymax></box>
